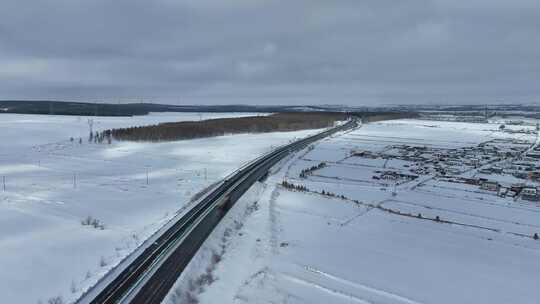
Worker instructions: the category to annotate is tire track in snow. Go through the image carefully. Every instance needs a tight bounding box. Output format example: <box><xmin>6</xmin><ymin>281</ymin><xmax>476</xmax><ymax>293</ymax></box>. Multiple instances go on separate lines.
<box><xmin>268</xmin><ymin>186</ymin><xmax>281</xmax><ymax>255</ymax></box>
<box><xmin>383</xmin><ymin>199</ymin><xmax>540</xmax><ymax>229</ymax></box>
<box><xmin>281</xmin><ymin>273</ymin><xmax>374</xmax><ymax>304</ymax></box>
<box><xmin>300</xmin><ymin>265</ymin><xmax>425</xmax><ymax>304</ymax></box>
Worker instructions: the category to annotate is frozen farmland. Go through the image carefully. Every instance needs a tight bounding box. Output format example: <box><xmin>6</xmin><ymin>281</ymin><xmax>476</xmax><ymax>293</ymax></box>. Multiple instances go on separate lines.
<box><xmin>0</xmin><ymin>112</ymin><xmax>323</xmax><ymax>303</ymax></box>
<box><xmin>168</xmin><ymin>119</ymin><xmax>540</xmax><ymax>304</ymax></box>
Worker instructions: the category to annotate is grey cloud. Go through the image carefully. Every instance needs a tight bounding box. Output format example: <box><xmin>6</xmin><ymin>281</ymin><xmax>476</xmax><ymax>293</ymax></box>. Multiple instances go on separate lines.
<box><xmin>1</xmin><ymin>0</ymin><xmax>539</xmax><ymax>105</ymax></box>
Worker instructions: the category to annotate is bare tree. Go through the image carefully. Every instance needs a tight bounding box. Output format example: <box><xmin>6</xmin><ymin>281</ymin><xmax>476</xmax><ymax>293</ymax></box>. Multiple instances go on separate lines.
<box><xmin>100</xmin><ymin>256</ymin><xmax>107</xmax><ymax>267</ymax></box>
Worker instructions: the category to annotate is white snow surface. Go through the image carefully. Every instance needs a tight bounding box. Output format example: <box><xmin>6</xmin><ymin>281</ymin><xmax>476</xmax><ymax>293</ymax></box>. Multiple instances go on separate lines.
<box><xmin>168</xmin><ymin>119</ymin><xmax>540</xmax><ymax>304</ymax></box>
<box><xmin>0</xmin><ymin>112</ymin><xmax>327</xmax><ymax>304</ymax></box>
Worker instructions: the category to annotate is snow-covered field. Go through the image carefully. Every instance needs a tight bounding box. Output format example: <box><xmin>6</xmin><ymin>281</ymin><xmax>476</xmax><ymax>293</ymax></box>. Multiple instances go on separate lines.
<box><xmin>0</xmin><ymin>112</ymin><xmax>327</xmax><ymax>304</ymax></box>
<box><xmin>169</xmin><ymin>119</ymin><xmax>540</xmax><ymax>304</ymax></box>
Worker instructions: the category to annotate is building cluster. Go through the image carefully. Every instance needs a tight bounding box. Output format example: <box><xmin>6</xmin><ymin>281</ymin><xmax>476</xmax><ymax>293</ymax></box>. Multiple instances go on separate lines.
<box><xmin>501</xmin><ymin>128</ymin><xmax>536</xmax><ymax>135</ymax></box>
<box><xmin>423</xmin><ymin>115</ymin><xmax>488</xmax><ymax>123</ymax></box>
<box><xmin>350</xmin><ymin>137</ymin><xmax>540</xmax><ymax>202</ymax></box>
<box><xmin>440</xmin><ymin>176</ymin><xmax>539</xmax><ymax>201</ymax></box>
<box><xmin>372</xmin><ymin>170</ymin><xmax>418</xmax><ymax>183</ymax></box>
<box><xmin>438</xmin><ymin>143</ymin><xmax>540</xmax><ymax>202</ymax></box>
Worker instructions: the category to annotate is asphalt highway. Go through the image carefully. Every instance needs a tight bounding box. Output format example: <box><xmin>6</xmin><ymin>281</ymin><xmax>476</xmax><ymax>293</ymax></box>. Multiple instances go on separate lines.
<box><xmin>77</xmin><ymin>119</ymin><xmax>357</xmax><ymax>304</ymax></box>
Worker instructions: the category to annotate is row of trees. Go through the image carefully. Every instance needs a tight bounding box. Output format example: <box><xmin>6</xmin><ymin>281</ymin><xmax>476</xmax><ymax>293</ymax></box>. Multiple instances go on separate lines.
<box><xmin>299</xmin><ymin>162</ymin><xmax>326</xmax><ymax>178</ymax></box>
<box><xmin>107</xmin><ymin>113</ymin><xmax>347</xmax><ymax>142</ymax></box>
<box><xmin>281</xmin><ymin>180</ymin><xmax>309</xmax><ymax>191</ymax></box>
<box><xmin>89</xmin><ymin>130</ymin><xmax>112</xmax><ymax>144</ymax></box>
<box><xmin>280</xmin><ymin>180</ymin><xmax>347</xmax><ymax>200</ymax></box>
<box><xmin>68</xmin><ymin>132</ymin><xmax>112</xmax><ymax>145</ymax></box>
<box><xmin>280</xmin><ymin>179</ymin><xmax>540</xmax><ymax>241</ymax></box>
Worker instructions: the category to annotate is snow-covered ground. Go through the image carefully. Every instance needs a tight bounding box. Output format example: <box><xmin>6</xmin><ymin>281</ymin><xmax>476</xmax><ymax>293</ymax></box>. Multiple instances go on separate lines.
<box><xmin>0</xmin><ymin>112</ymin><xmax>327</xmax><ymax>304</ymax></box>
<box><xmin>168</xmin><ymin>119</ymin><xmax>540</xmax><ymax>304</ymax></box>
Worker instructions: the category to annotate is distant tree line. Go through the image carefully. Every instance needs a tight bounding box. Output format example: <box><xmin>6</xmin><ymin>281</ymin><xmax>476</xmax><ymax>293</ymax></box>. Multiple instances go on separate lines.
<box><xmin>0</xmin><ymin>100</ymin><xmax>152</xmax><ymax>116</ymax></box>
<box><xmin>1</xmin><ymin>100</ymin><xmax>359</xmax><ymax>117</ymax></box>
<box><xmin>105</xmin><ymin>113</ymin><xmax>348</xmax><ymax>142</ymax></box>
<box><xmin>356</xmin><ymin>112</ymin><xmax>419</xmax><ymax>123</ymax></box>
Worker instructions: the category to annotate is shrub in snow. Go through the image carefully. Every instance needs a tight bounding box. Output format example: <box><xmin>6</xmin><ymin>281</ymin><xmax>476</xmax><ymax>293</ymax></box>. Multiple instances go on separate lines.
<box><xmin>534</xmin><ymin>233</ymin><xmax>539</xmax><ymax>240</ymax></box>
<box><xmin>81</xmin><ymin>216</ymin><xmax>105</xmax><ymax>230</ymax></box>
<box><xmin>47</xmin><ymin>296</ymin><xmax>64</xmax><ymax>304</ymax></box>
<box><xmin>81</xmin><ymin>216</ymin><xmax>91</xmax><ymax>226</ymax></box>
<box><xmin>210</xmin><ymin>251</ymin><xmax>222</xmax><ymax>265</ymax></box>
<box><xmin>100</xmin><ymin>256</ymin><xmax>107</xmax><ymax>267</ymax></box>
<box><xmin>70</xmin><ymin>281</ymin><xmax>77</xmax><ymax>293</ymax></box>
<box><xmin>169</xmin><ymin>288</ymin><xmax>198</xmax><ymax>304</ymax></box>
<box><xmin>170</xmin><ymin>250</ymin><xmax>222</xmax><ymax>304</ymax></box>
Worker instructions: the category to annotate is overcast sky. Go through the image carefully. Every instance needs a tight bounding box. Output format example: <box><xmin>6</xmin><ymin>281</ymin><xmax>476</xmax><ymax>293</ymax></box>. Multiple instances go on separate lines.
<box><xmin>1</xmin><ymin>0</ymin><xmax>539</xmax><ymax>105</ymax></box>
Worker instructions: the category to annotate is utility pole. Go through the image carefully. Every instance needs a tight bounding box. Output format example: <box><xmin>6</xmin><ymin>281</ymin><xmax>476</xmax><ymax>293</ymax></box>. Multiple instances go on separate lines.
<box><xmin>204</xmin><ymin>168</ymin><xmax>207</xmax><ymax>181</ymax></box>
<box><xmin>73</xmin><ymin>173</ymin><xmax>77</xmax><ymax>189</ymax></box>
<box><xmin>146</xmin><ymin>168</ymin><xmax>149</xmax><ymax>185</ymax></box>
<box><xmin>87</xmin><ymin>119</ymin><xmax>94</xmax><ymax>136</ymax></box>
<box><xmin>2</xmin><ymin>176</ymin><xmax>5</xmax><ymax>192</ymax></box>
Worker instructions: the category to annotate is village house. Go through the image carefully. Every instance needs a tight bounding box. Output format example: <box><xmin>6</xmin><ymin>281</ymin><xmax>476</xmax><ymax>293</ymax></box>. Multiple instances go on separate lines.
<box><xmin>480</xmin><ymin>180</ymin><xmax>500</xmax><ymax>192</ymax></box>
<box><xmin>521</xmin><ymin>187</ymin><xmax>539</xmax><ymax>201</ymax></box>
<box><xmin>479</xmin><ymin>168</ymin><xmax>493</xmax><ymax>174</ymax></box>
<box><xmin>526</xmin><ymin>151</ymin><xmax>540</xmax><ymax>159</ymax></box>
<box><xmin>507</xmin><ymin>190</ymin><xmax>518</xmax><ymax>198</ymax></box>
<box><xmin>528</xmin><ymin>171</ymin><xmax>540</xmax><ymax>181</ymax></box>
<box><xmin>498</xmin><ymin>187</ymin><xmax>509</xmax><ymax>197</ymax></box>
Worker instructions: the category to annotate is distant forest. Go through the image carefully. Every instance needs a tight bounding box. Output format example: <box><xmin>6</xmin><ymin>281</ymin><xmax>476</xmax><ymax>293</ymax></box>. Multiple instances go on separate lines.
<box><xmin>361</xmin><ymin>112</ymin><xmax>419</xmax><ymax>123</ymax></box>
<box><xmin>0</xmin><ymin>100</ymin><xmax>329</xmax><ymax>116</ymax></box>
<box><xmin>105</xmin><ymin>113</ymin><xmax>348</xmax><ymax>142</ymax></box>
